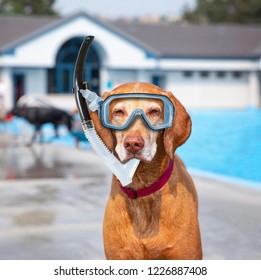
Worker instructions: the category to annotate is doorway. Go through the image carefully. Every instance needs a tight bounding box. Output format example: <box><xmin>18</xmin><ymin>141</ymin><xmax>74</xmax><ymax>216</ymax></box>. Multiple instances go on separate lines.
<box><xmin>55</xmin><ymin>37</ymin><xmax>101</xmax><ymax>94</ymax></box>
<box><xmin>13</xmin><ymin>74</ymin><xmax>25</xmax><ymax>105</ymax></box>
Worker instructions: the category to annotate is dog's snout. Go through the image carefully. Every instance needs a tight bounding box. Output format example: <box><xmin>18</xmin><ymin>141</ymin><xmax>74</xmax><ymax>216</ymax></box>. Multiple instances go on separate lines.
<box><xmin>124</xmin><ymin>136</ymin><xmax>144</xmax><ymax>154</ymax></box>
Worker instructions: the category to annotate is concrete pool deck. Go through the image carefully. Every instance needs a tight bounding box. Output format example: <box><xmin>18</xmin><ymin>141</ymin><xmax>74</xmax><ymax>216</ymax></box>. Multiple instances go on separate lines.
<box><xmin>0</xmin><ymin>133</ymin><xmax>261</xmax><ymax>260</ymax></box>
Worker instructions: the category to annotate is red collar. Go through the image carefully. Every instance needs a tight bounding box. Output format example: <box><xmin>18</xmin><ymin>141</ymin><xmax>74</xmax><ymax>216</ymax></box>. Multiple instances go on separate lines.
<box><xmin>120</xmin><ymin>160</ymin><xmax>174</xmax><ymax>199</ymax></box>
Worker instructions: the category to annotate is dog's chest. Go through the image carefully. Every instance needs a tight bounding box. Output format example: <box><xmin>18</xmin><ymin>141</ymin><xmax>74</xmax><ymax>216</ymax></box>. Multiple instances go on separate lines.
<box><xmin>132</xmin><ymin>207</ymin><xmax>156</xmax><ymax>236</ymax></box>
<box><xmin>126</xmin><ymin>226</ymin><xmax>174</xmax><ymax>260</ymax></box>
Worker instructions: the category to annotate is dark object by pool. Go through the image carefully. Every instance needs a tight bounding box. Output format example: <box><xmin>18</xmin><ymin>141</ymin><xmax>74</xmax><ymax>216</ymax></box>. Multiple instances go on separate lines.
<box><xmin>7</xmin><ymin>96</ymin><xmax>72</xmax><ymax>145</ymax></box>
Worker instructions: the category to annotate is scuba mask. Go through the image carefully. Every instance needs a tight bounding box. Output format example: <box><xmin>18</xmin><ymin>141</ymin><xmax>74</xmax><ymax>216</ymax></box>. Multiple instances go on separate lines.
<box><xmin>80</xmin><ymin>91</ymin><xmax>175</xmax><ymax>131</ymax></box>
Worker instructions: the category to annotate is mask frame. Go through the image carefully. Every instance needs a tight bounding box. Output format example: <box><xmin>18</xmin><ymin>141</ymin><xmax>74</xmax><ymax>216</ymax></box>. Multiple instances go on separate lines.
<box><xmin>99</xmin><ymin>93</ymin><xmax>175</xmax><ymax>131</ymax></box>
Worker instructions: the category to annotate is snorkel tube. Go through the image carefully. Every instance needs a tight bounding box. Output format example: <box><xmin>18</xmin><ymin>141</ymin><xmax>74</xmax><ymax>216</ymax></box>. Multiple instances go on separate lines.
<box><xmin>73</xmin><ymin>36</ymin><xmax>140</xmax><ymax>186</ymax></box>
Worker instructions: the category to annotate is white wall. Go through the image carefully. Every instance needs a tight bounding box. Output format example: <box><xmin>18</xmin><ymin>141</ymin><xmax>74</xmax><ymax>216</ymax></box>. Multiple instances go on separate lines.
<box><xmin>248</xmin><ymin>71</ymin><xmax>261</xmax><ymax>107</ymax></box>
<box><xmin>166</xmin><ymin>71</ymin><xmax>251</xmax><ymax>109</ymax></box>
<box><xmin>107</xmin><ymin>70</ymin><xmax>137</xmax><ymax>90</ymax></box>
<box><xmin>47</xmin><ymin>94</ymin><xmax>75</xmax><ymax>111</ymax></box>
<box><xmin>0</xmin><ymin>68</ymin><xmax>13</xmax><ymax>110</ymax></box>
<box><xmin>173</xmin><ymin>84</ymin><xmax>249</xmax><ymax>109</ymax></box>
<box><xmin>24</xmin><ymin>69</ymin><xmax>47</xmax><ymax>96</ymax></box>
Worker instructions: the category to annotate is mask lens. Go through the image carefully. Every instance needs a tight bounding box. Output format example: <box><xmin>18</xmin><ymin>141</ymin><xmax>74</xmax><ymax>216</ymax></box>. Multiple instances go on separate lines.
<box><xmin>107</xmin><ymin>97</ymin><xmax>165</xmax><ymax>129</ymax></box>
<box><xmin>108</xmin><ymin>98</ymin><xmax>130</xmax><ymax>128</ymax></box>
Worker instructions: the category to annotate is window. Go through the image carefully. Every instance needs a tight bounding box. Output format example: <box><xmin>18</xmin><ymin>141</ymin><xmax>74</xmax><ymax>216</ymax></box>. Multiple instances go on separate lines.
<box><xmin>232</xmin><ymin>71</ymin><xmax>243</xmax><ymax>79</ymax></box>
<box><xmin>183</xmin><ymin>71</ymin><xmax>193</xmax><ymax>78</ymax></box>
<box><xmin>200</xmin><ymin>71</ymin><xmax>209</xmax><ymax>78</ymax></box>
<box><xmin>216</xmin><ymin>71</ymin><xmax>226</xmax><ymax>78</ymax></box>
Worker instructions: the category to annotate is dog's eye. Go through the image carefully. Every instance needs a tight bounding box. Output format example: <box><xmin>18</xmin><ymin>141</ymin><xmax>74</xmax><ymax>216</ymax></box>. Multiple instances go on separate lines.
<box><xmin>114</xmin><ymin>109</ymin><xmax>124</xmax><ymax>116</ymax></box>
<box><xmin>148</xmin><ymin>109</ymin><xmax>160</xmax><ymax>115</ymax></box>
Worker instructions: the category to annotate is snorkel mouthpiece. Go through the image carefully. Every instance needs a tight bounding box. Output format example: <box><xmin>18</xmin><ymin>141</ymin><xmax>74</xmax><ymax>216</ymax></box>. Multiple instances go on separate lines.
<box><xmin>73</xmin><ymin>36</ymin><xmax>140</xmax><ymax>186</ymax></box>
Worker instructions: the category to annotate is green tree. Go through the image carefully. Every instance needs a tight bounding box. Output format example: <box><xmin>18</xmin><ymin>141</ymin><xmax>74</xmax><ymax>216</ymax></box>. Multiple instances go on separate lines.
<box><xmin>0</xmin><ymin>0</ymin><xmax>57</xmax><ymax>16</ymax></box>
<box><xmin>182</xmin><ymin>0</ymin><xmax>261</xmax><ymax>24</ymax></box>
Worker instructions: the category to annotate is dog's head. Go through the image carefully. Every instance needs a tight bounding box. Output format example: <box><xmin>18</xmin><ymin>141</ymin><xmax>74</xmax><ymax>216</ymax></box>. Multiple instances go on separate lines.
<box><xmin>90</xmin><ymin>82</ymin><xmax>191</xmax><ymax>162</ymax></box>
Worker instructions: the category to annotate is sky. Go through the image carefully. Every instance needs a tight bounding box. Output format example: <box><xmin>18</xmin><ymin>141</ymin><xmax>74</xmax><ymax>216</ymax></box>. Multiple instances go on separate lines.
<box><xmin>54</xmin><ymin>0</ymin><xmax>196</xmax><ymax>18</ymax></box>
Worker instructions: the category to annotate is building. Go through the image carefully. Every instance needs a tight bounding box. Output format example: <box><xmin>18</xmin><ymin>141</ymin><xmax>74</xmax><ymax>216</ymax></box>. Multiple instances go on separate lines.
<box><xmin>0</xmin><ymin>12</ymin><xmax>261</xmax><ymax>111</ymax></box>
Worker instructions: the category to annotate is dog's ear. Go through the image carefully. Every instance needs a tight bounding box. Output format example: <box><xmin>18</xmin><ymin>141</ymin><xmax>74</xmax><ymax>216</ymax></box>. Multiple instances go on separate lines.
<box><xmin>90</xmin><ymin>92</ymin><xmax>115</xmax><ymax>152</ymax></box>
<box><xmin>163</xmin><ymin>91</ymin><xmax>192</xmax><ymax>159</ymax></box>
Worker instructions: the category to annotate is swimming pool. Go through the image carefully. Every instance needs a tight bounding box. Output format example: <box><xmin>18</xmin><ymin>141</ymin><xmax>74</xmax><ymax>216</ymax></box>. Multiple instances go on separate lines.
<box><xmin>1</xmin><ymin>109</ymin><xmax>261</xmax><ymax>185</ymax></box>
<box><xmin>177</xmin><ymin>108</ymin><xmax>261</xmax><ymax>185</ymax></box>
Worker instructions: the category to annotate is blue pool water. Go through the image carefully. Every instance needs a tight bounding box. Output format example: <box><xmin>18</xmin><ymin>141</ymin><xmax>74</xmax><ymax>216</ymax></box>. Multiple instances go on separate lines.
<box><xmin>1</xmin><ymin>109</ymin><xmax>261</xmax><ymax>184</ymax></box>
<box><xmin>177</xmin><ymin>109</ymin><xmax>261</xmax><ymax>184</ymax></box>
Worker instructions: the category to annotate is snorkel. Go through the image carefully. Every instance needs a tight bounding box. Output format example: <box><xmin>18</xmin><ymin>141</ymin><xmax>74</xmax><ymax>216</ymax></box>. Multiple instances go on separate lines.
<box><xmin>73</xmin><ymin>36</ymin><xmax>140</xmax><ymax>186</ymax></box>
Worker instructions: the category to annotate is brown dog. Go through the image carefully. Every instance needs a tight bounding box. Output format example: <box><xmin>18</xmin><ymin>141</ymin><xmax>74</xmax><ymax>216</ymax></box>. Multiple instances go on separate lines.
<box><xmin>90</xmin><ymin>82</ymin><xmax>202</xmax><ymax>260</ymax></box>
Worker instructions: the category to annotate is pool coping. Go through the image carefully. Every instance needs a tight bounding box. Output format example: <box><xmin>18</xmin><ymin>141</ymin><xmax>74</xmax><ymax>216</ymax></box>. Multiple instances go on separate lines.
<box><xmin>189</xmin><ymin>168</ymin><xmax>261</xmax><ymax>191</ymax></box>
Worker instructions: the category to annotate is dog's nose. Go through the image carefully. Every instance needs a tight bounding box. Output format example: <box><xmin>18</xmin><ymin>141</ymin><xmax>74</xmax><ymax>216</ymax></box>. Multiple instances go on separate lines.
<box><xmin>124</xmin><ymin>136</ymin><xmax>144</xmax><ymax>154</ymax></box>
